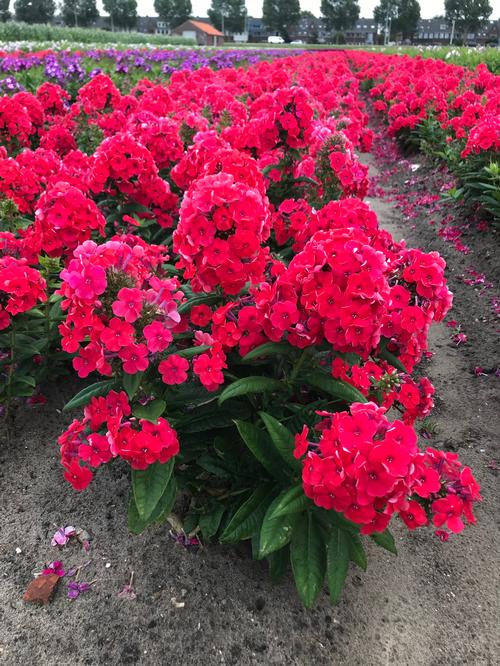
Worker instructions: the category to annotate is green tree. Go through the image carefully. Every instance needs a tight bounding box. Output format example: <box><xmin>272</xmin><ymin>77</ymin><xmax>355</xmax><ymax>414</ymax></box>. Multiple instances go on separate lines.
<box><xmin>14</xmin><ymin>0</ymin><xmax>55</xmax><ymax>22</ymax></box>
<box><xmin>61</xmin><ymin>0</ymin><xmax>98</xmax><ymax>27</ymax></box>
<box><xmin>0</xmin><ymin>0</ymin><xmax>10</xmax><ymax>21</ymax></box>
<box><xmin>103</xmin><ymin>0</ymin><xmax>137</xmax><ymax>30</ymax></box>
<box><xmin>445</xmin><ymin>0</ymin><xmax>492</xmax><ymax>42</ymax></box>
<box><xmin>154</xmin><ymin>0</ymin><xmax>192</xmax><ymax>30</ymax></box>
<box><xmin>374</xmin><ymin>0</ymin><xmax>421</xmax><ymax>41</ymax></box>
<box><xmin>262</xmin><ymin>0</ymin><xmax>300</xmax><ymax>41</ymax></box>
<box><xmin>208</xmin><ymin>0</ymin><xmax>246</xmax><ymax>34</ymax></box>
<box><xmin>321</xmin><ymin>0</ymin><xmax>360</xmax><ymax>36</ymax></box>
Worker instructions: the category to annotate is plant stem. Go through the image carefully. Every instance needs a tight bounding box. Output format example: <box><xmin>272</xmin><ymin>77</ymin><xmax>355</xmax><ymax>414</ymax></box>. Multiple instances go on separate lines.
<box><xmin>290</xmin><ymin>348</ymin><xmax>310</xmax><ymax>383</ymax></box>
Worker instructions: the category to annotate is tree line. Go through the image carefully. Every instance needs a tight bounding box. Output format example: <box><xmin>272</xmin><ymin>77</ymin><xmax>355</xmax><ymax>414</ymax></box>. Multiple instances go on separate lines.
<box><xmin>1</xmin><ymin>0</ymin><xmax>495</xmax><ymax>44</ymax></box>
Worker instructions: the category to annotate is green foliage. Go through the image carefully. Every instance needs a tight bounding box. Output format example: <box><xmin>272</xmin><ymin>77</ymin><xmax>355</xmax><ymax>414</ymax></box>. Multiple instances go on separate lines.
<box><xmin>327</xmin><ymin>527</ymin><xmax>350</xmax><ymax>603</ymax></box>
<box><xmin>373</xmin><ymin>0</ymin><xmax>421</xmax><ymax>40</ymax></box>
<box><xmin>321</xmin><ymin>0</ymin><xmax>360</xmax><ymax>34</ymax></box>
<box><xmin>14</xmin><ymin>0</ymin><xmax>55</xmax><ymax>23</ymax></box>
<box><xmin>413</xmin><ymin>115</ymin><xmax>500</xmax><ymax>224</ymax></box>
<box><xmin>103</xmin><ymin>0</ymin><xmax>137</xmax><ymax>30</ymax></box>
<box><xmin>290</xmin><ymin>512</ymin><xmax>326</xmax><ymax>607</ymax></box>
<box><xmin>128</xmin><ymin>473</ymin><xmax>177</xmax><ymax>534</ymax></box>
<box><xmin>371</xmin><ymin>528</ymin><xmax>397</xmax><ymax>554</ymax></box>
<box><xmin>208</xmin><ymin>0</ymin><xmax>246</xmax><ymax>34</ymax></box>
<box><xmin>445</xmin><ymin>0</ymin><xmax>492</xmax><ymax>38</ymax></box>
<box><xmin>0</xmin><ymin>0</ymin><xmax>10</xmax><ymax>21</ymax></box>
<box><xmin>132</xmin><ymin>459</ymin><xmax>175</xmax><ymax>521</ymax></box>
<box><xmin>0</xmin><ymin>20</ymin><xmax>195</xmax><ymax>45</ymax></box>
<box><xmin>66</xmin><ymin>327</ymin><xmax>401</xmax><ymax>607</ymax></box>
<box><xmin>262</xmin><ymin>0</ymin><xmax>301</xmax><ymax>42</ymax></box>
<box><xmin>61</xmin><ymin>0</ymin><xmax>99</xmax><ymax>27</ymax></box>
<box><xmin>63</xmin><ymin>379</ymin><xmax>117</xmax><ymax>412</ymax></box>
<box><xmin>154</xmin><ymin>0</ymin><xmax>192</xmax><ymax>29</ymax></box>
<box><xmin>218</xmin><ymin>376</ymin><xmax>286</xmax><ymax>405</ymax></box>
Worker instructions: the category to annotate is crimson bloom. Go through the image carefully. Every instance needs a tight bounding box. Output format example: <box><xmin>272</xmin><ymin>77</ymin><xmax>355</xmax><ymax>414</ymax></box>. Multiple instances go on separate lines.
<box><xmin>112</xmin><ymin>288</ymin><xmax>143</xmax><ymax>323</ymax></box>
<box><xmin>63</xmin><ymin>460</ymin><xmax>93</xmax><ymax>492</ymax></box>
<box><xmin>119</xmin><ymin>343</ymin><xmax>149</xmax><ymax>374</ymax></box>
<box><xmin>158</xmin><ymin>354</ymin><xmax>189</xmax><ymax>385</ymax></box>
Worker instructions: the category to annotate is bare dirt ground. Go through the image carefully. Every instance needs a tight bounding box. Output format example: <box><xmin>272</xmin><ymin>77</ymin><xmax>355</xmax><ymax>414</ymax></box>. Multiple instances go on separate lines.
<box><xmin>0</xmin><ymin>148</ymin><xmax>499</xmax><ymax>666</ymax></box>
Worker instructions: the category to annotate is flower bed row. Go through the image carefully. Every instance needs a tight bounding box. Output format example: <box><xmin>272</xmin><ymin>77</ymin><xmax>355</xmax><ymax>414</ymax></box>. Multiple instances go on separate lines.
<box><xmin>0</xmin><ymin>51</ymin><xmax>482</xmax><ymax>607</ymax></box>
<box><xmin>0</xmin><ymin>47</ymin><xmax>299</xmax><ymax>96</ymax></box>
<box><xmin>350</xmin><ymin>52</ymin><xmax>500</xmax><ymax>222</ymax></box>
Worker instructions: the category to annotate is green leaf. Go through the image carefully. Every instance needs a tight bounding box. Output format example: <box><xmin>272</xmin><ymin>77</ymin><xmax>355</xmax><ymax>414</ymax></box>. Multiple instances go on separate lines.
<box><xmin>128</xmin><ymin>476</ymin><xmax>177</xmax><ymax>535</ymax></box>
<box><xmin>267</xmin><ymin>545</ymin><xmax>290</xmax><ymax>583</ymax></box>
<box><xmin>173</xmin><ymin>345</ymin><xmax>210</xmax><ymax>359</ymax></box>
<box><xmin>258</xmin><ymin>411</ymin><xmax>302</xmax><ymax>472</ymax></box>
<box><xmin>63</xmin><ymin>379</ymin><xmax>117</xmax><ymax>412</ymax></box>
<box><xmin>197</xmin><ymin>455</ymin><xmax>232</xmax><ymax>478</ymax></box>
<box><xmin>378</xmin><ymin>338</ymin><xmax>407</xmax><ymax>373</ymax></box>
<box><xmin>327</xmin><ymin>527</ymin><xmax>350</xmax><ymax>604</ymax></box>
<box><xmin>242</xmin><ymin>342</ymin><xmax>294</xmax><ymax>361</ymax></box>
<box><xmin>123</xmin><ymin>371</ymin><xmax>143</xmax><ymax>399</ymax></box>
<box><xmin>304</xmin><ymin>371</ymin><xmax>367</xmax><ymax>404</ymax></box>
<box><xmin>371</xmin><ymin>529</ymin><xmax>397</xmax><ymax>555</ymax></box>
<box><xmin>132</xmin><ymin>399</ymin><xmax>166</xmax><ymax>423</ymax></box>
<box><xmin>347</xmin><ymin>533</ymin><xmax>367</xmax><ymax>571</ymax></box>
<box><xmin>220</xmin><ymin>484</ymin><xmax>274</xmax><ymax>544</ymax></box>
<box><xmin>234</xmin><ymin>420</ymin><xmax>288</xmax><ymax>481</ymax></box>
<box><xmin>199</xmin><ymin>504</ymin><xmax>225</xmax><ymax>539</ymax></box>
<box><xmin>182</xmin><ymin>510</ymin><xmax>199</xmax><ymax>536</ymax></box>
<box><xmin>132</xmin><ymin>458</ymin><xmax>175</xmax><ymax>521</ymax></box>
<box><xmin>12</xmin><ymin>375</ymin><xmax>36</xmax><ymax>387</ymax></box>
<box><xmin>178</xmin><ymin>294</ymin><xmax>220</xmax><ymax>315</ymax></box>
<box><xmin>258</xmin><ymin>499</ymin><xmax>299</xmax><ymax>559</ymax></box>
<box><xmin>290</xmin><ymin>512</ymin><xmax>326</xmax><ymax>608</ymax></box>
<box><xmin>218</xmin><ymin>377</ymin><xmax>286</xmax><ymax>406</ymax></box>
<box><xmin>268</xmin><ymin>485</ymin><xmax>311</xmax><ymax>520</ymax></box>
<box><xmin>178</xmin><ymin>400</ymin><xmax>251</xmax><ymax>433</ymax></box>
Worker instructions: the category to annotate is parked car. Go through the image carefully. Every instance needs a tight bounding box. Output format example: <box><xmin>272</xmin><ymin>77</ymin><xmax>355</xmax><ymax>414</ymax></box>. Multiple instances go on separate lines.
<box><xmin>267</xmin><ymin>35</ymin><xmax>285</xmax><ymax>44</ymax></box>
<box><xmin>290</xmin><ymin>40</ymin><xmax>304</xmax><ymax>45</ymax></box>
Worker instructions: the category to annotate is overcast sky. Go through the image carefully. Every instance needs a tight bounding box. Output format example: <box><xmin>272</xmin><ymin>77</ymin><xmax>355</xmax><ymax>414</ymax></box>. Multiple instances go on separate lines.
<box><xmin>97</xmin><ymin>1</ymin><xmax>500</xmax><ymax>20</ymax></box>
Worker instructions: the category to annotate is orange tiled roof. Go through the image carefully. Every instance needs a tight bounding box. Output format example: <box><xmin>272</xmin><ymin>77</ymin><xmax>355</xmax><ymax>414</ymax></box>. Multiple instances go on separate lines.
<box><xmin>188</xmin><ymin>20</ymin><xmax>224</xmax><ymax>37</ymax></box>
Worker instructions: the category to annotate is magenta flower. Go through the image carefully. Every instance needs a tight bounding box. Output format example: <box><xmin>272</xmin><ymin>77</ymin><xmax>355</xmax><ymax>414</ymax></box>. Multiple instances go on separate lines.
<box><xmin>434</xmin><ymin>530</ymin><xmax>450</xmax><ymax>542</ymax></box>
<box><xmin>67</xmin><ymin>581</ymin><xmax>92</xmax><ymax>599</ymax></box>
<box><xmin>42</xmin><ymin>560</ymin><xmax>66</xmax><ymax>577</ymax></box>
<box><xmin>117</xmin><ymin>573</ymin><xmax>136</xmax><ymax>600</ymax></box>
<box><xmin>452</xmin><ymin>332</ymin><xmax>468</xmax><ymax>346</ymax></box>
<box><xmin>51</xmin><ymin>526</ymin><xmax>76</xmax><ymax>547</ymax></box>
<box><xmin>67</xmin><ymin>265</ymin><xmax>107</xmax><ymax>300</ymax></box>
<box><xmin>112</xmin><ymin>287</ymin><xmax>143</xmax><ymax>322</ymax></box>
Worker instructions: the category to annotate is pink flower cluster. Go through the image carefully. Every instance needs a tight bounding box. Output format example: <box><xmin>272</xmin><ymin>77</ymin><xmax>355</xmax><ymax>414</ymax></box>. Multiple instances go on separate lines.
<box><xmin>59</xmin><ymin>390</ymin><xmax>179</xmax><ymax>490</ymax></box>
<box><xmin>173</xmin><ymin>168</ymin><xmax>271</xmax><ymax>295</ymax></box>
<box><xmin>296</xmin><ymin>402</ymin><xmax>481</xmax><ymax>538</ymax></box>
<box><xmin>0</xmin><ymin>256</ymin><xmax>46</xmax><ymax>330</ymax></box>
<box><xmin>59</xmin><ymin>238</ymin><xmax>182</xmax><ymax>378</ymax></box>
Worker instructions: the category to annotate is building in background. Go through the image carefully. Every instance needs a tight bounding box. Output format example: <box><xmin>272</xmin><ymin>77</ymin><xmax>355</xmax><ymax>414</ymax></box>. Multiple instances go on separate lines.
<box><xmin>414</xmin><ymin>18</ymin><xmax>500</xmax><ymax>45</ymax></box>
<box><xmin>344</xmin><ymin>18</ymin><xmax>377</xmax><ymax>44</ymax></box>
<box><xmin>172</xmin><ymin>19</ymin><xmax>224</xmax><ymax>46</ymax></box>
<box><xmin>57</xmin><ymin>12</ymin><xmax>500</xmax><ymax>47</ymax></box>
<box><xmin>247</xmin><ymin>17</ymin><xmax>269</xmax><ymax>43</ymax></box>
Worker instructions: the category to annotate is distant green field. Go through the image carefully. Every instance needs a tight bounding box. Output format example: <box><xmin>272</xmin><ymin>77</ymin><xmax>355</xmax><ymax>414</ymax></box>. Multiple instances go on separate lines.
<box><xmin>0</xmin><ymin>21</ymin><xmax>195</xmax><ymax>46</ymax></box>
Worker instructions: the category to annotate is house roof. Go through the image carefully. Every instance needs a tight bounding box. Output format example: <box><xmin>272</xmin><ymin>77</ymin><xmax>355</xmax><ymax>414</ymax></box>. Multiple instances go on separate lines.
<box><xmin>187</xmin><ymin>20</ymin><xmax>223</xmax><ymax>36</ymax></box>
